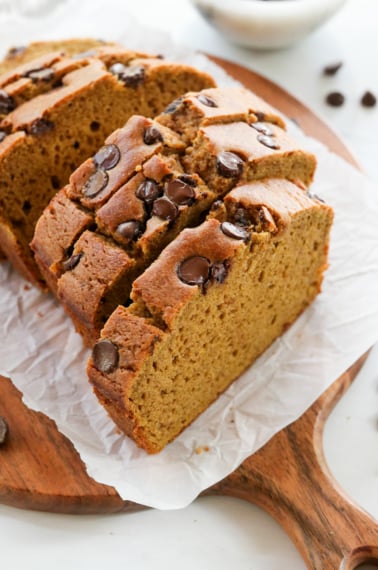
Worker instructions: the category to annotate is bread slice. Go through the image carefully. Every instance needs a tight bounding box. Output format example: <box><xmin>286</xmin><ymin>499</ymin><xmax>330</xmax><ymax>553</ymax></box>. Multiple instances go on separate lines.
<box><xmin>0</xmin><ymin>47</ymin><xmax>215</xmax><ymax>285</ymax></box>
<box><xmin>87</xmin><ymin>178</ymin><xmax>333</xmax><ymax>453</ymax></box>
<box><xmin>32</xmin><ymin>87</ymin><xmax>317</xmax><ymax>345</ymax></box>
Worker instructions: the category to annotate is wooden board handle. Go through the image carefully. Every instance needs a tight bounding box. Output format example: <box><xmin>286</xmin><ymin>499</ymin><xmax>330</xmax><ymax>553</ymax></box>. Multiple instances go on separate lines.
<box><xmin>208</xmin><ymin>357</ymin><xmax>378</xmax><ymax>569</ymax></box>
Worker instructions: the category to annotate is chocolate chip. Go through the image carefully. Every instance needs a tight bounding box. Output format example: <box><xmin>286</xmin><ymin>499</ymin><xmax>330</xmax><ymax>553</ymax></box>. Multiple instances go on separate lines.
<box><xmin>62</xmin><ymin>253</ymin><xmax>82</xmax><ymax>272</ymax></box>
<box><xmin>165</xmin><ymin>178</ymin><xmax>195</xmax><ymax>205</ymax></box>
<box><xmin>177</xmin><ymin>256</ymin><xmax>211</xmax><ymax>286</ymax></box>
<box><xmin>254</xmin><ymin>111</ymin><xmax>266</xmax><ymax>122</ymax></box>
<box><xmin>143</xmin><ymin>125</ymin><xmax>163</xmax><ymax>145</ymax></box>
<box><xmin>361</xmin><ymin>91</ymin><xmax>376</xmax><ymax>108</ymax></box>
<box><xmin>323</xmin><ymin>61</ymin><xmax>343</xmax><ymax>76</ymax></box>
<box><xmin>94</xmin><ymin>144</ymin><xmax>120</xmax><ymax>170</ymax></box>
<box><xmin>197</xmin><ymin>94</ymin><xmax>218</xmax><ymax>108</ymax></box>
<box><xmin>29</xmin><ymin>118</ymin><xmax>55</xmax><ymax>135</ymax></box>
<box><xmin>220</xmin><ymin>221</ymin><xmax>249</xmax><ymax>241</ymax></box>
<box><xmin>257</xmin><ymin>134</ymin><xmax>280</xmax><ymax>150</ymax></box>
<box><xmin>152</xmin><ymin>196</ymin><xmax>178</xmax><ymax>221</ymax></box>
<box><xmin>210</xmin><ymin>261</ymin><xmax>229</xmax><ymax>284</ymax></box>
<box><xmin>6</xmin><ymin>45</ymin><xmax>26</xmax><ymax>59</ymax></box>
<box><xmin>177</xmin><ymin>174</ymin><xmax>197</xmax><ymax>187</ymax></box>
<box><xmin>0</xmin><ymin>131</ymin><xmax>7</xmax><ymax>143</ymax></box>
<box><xmin>163</xmin><ymin>97</ymin><xmax>182</xmax><ymax>114</ymax></box>
<box><xmin>325</xmin><ymin>92</ymin><xmax>345</xmax><ymax>107</ymax></box>
<box><xmin>136</xmin><ymin>179</ymin><xmax>161</xmax><ymax>205</ymax></box>
<box><xmin>116</xmin><ymin>220</ymin><xmax>144</xmax><ymax>240</ymax></box>
<box><xmin>250</xmin><ymin>122</ymin><xmax>274</xmax><ymax>136</ymax></box>
<box><xmin>25</xmin><ymin>67</ymin><xmax>55</xmax><ymax>82</ymax></box>
<box><xmin>216</xmin><ymin>151</ymin><xmax>244</xmax><ymax>178</ymax></box>
<box><xmin>0</xmin><ymin>90</ymin><xmax>15</xmax><ymax>114</ymax></box>
<box><xmin>109</xmin><ymin>62</ymin><xmax>128</xmax><ymax>77</ymax></box>
<box><xmin>0</xmin><ymin>416</ymin><xmax>8</xmax><ymax>446</ymax></box>
<box><xmin>120</xmin><ymin>65</ymin><xmax>145</xmax><ymax>88</ymax></box>
<box><xmin>92</xmin><ymin>339</ymin><xmax>119</xmax><ymax>373</ymax></box>
<box><xmin>233</xmin><ymin>207</ymin><xmax>250</xmax><ymax>226</ymax></box>
<box><xmin>82</xmin><ymin>169</ymin><xmax>109</xmax><ymax>198</ymax></box>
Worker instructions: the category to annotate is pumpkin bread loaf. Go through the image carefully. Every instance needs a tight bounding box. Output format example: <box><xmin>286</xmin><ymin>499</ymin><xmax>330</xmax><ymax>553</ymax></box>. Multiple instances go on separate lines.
<box><xmin>32</xmin><ymin>87</ymin><xmax>317</xmax><ymax>345</ymax></box>
<box><xmin>87</xmin><ymin>178</ymin><xmax>333</xmax><ymax>453</ymax></box>
<box><xmin>0</xmin><ymin>46</ymin><xmax>215</xmax><ymax>285</ymax></box>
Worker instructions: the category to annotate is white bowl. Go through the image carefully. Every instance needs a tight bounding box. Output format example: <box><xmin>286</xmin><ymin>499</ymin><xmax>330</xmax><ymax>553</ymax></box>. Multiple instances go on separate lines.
<box><xmin>191</xmin><ymin>0</ymin><xmax>347</xmax><ymax>50</ymax></box>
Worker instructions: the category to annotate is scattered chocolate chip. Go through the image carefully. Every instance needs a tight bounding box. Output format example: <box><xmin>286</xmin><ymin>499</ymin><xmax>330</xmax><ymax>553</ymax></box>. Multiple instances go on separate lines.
<box><xmin>62</xmin><ymin>253</ymin><xmax>82</xmax><ymax>272</ymax></box>
<box><xmin>177</xmin><ymin>256</ymin><xmax>211</xmax><ymax>286</ymax></box>
<box><xmin>216</xmin><ymin>151</ymin><xmax>244</xmax><ymax>178</ymax></box>
<box><xmin>233</xmin><ymin>207</ymin><xmax>250</xmax><ymax>226</ymax></box>
<box><xmin>92</xmin><ymin>339</ymin><xmax>119</xmax><ymax>373</ymax></box>
<box><xmin>29</xmin><ymin>118</ymin><xmax>55</xmax><ymax>135</ymax></box>
<box><xmin>220</xmin><ymin>221</ymin><xmax>249</xmax><ymax>241</ymax></box>
<box><xmin>0</xmin><ymin>416</ymin><xmax>8</xmax><ymax>446</ymax></box>
<box><xmin>82</xmin><ymin>169</ymin><xmax>109</xmax><ymax>198</ymax></box>
<box><xmin>0</xmin><ymin>131</ymin><xmax>7</xmax><ymax>143</ymax></box>
<box><xmin>163</xmin><ymin>97</ymin><xmax>182</xmax><ymax>114</ymax></box>
<box><xmin>136</xmin><ymin>179</ymin><xmax>161</xmax><ymax>205</ymax></box>
<box><xmin>25</xmin><ymin>67</ymin><xmax>55</xmax><ymax>82</ymax></box>
<box><xmin>165</xmin><ymin>178</ymin><xmax>195</xmax><ymax>205</ymax></box>
<box><xmin>250</xmin><ymin>122</ymin><xmax>274</xmax><ymax>136</ymax></box>
<box><xmin>94</xmin><ymin>144</ymin><xmax>120</xmax><ymax>170</ymax></box>
<box><xmin>177</xmin><ymin>174</ymin><xmax>197</xmax><ymax>187</ymax></box>
<box><xmin>361</xmin><ymin>91</ymin><xmax>376</xmax><ymax>108</ymax></box>
<box><xmin>143</xmin><ymin>125</ymin><xmax>163</xmax><ymax>145</ymax></box>
<box><xmin>152</xmin><ymin>196</ymin><xmax>178</xmax><ymax>221</ymax></box>
<box><xmin>325</xmin><ymin>92</ymin><xmax>345</xmax><ymax>107</ymax></box>
<box><xmin>116</xmin><ymin>220</ymin><xmax>144</xmax><ymax>240</ymax></box>
<box><xmin>0</xmin><ymin>90</ymin><xmax>15</xmax><ymax>114</ymax></box>
<box><xmin>210</xmin><ymin>261</ymin><xmax>229</xmax><ymax>284</ymax></box>
<box><xmin>323</xmin><ymin>61</ymin><xmax>343</xmax><ymax>76</ymax></box>
<box><xmin>197</xmin><ymin>94</ymin><xmax>218</xmax><ymax>108</ymax></box>
<box><xmin>257</xmin><ymin>134</ymin><xmax>280</xmax><ymax>150</ymax></box>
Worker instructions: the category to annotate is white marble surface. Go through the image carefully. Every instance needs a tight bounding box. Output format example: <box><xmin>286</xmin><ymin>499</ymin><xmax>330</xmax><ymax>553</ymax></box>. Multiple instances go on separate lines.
<box><xmin>0</xmin><ymin>0</ymin><xmax>377</xmax><ymax>568</ymax></box>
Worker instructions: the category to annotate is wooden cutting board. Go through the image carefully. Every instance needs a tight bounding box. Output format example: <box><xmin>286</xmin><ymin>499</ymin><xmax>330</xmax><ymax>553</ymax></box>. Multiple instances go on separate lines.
<box><xmin>0</xmin><ymin>56</ymin><xmax>377</xmax><ymax>569</ymax></box>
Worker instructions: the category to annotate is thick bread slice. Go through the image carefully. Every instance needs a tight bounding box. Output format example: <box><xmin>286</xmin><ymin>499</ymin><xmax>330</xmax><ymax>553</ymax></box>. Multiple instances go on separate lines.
<box><xmin>87</xmin><ymin>178</ymin><xmax>333</xmax><ymax>453</ymax></box>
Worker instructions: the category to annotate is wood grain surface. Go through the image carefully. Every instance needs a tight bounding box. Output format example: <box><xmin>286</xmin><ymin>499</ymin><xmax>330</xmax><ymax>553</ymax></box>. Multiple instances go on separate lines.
<box><xmin>0</xmin><ymin>56</ymin><xmax>377</xmax><ymax>569</ymax></box>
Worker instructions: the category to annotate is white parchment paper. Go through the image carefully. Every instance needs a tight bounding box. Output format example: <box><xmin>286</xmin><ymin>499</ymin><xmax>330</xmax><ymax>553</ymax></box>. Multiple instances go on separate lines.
<box><xmin>1</xmin><ymin>0</ymin><xmax>378</xmax><ymax>510</ymax></box>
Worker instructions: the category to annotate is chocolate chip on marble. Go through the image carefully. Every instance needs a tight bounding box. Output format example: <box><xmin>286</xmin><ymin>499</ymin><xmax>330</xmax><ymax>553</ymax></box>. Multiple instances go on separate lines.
<box><xmin>177</xmin><ymin>174</ymin><xmax>197</xmax><ymax>187</ymax></box>
<box><xmin>0</xmin><ymin>131</ymin><xmax>7</xmax><ymax>143</ymax></box>
<box><xmin>29</xmin><ymin>118</ymin><xmax>55</xmax><ymax>135</ymax></box>
<box><xmin>216</xmin><ymin>151</ymin><xmax>244</xmax><ymax>178</ymax></box>
<box><xmin>0</xmin><ymin>416</ymin><xmax>8</xmax><ymax>446</ymax></box>
<box><xmin>250</xmin><ymin>122</ymin><xmax>274</xmax><ymax>136</ymax></box>
<box><xmin>165</xmin><ymin>178</ymin><xmax>195</xmax><ymax>206</ymax></box>
<box><xmin>177</xmin><ymin>256</ymin><xmax>211</xmax><ymax>286</ymax></box>
<box><xmin>257</xmin><ymin>134</ymin><xmax>280</xmax><ymax>150</ymax></box>
<box><xmin>0</xmin><ymin>90</ymin><xmax>15</xmax><ymax>114</ymax></box>
<box><xmin>136</xmin><ymin>179</ymin><xmax>161</xmax><ymax>205</ymax></box>
<box><xmin>361</xmin><ymin>91</ymin><xmax>376</xmax><ymax>108</ymax></box>
<box><xmin>197</xmin><ymin>94</ymin><xmax>218</xmax><ymax>108</ymax></box>
<box><xmin>82</xmin><ymin>168</ymin><xmax>109</xmax><ymax>198</ymax></box>
<box><xmin>220</xmin><ymin>221</ymin><xmax>249</xmax><ymax>241</ymax></box>
<box><xmin>25</xmin><ymin>67</ymin><xmax>55</xmax><ymax>82</ymax></box>
<box><xmin>163</xmin><ymin>97</ymin><xmax>183</xmax><ymax>114</ymax></box>
<box><xmin>325</xmin><ymin>91</ymin><xmax>345</xmax><ymax>107</ymax></box>
<box><xmin>94</xmin><ymin>144</ymin><xmax>121</xmax><ymax>170</ymax></box>
<box><xmin>152</xmin><ymin>196</ymin><xmax>178</xmax><ymax>221</ymax></box>
<box><xmin>116</xmin><ymin>220</ymin><xmax>144</xmax><ymax>240</ymax></box>
<box><xmin>92</xmin><ymin>339</ymin><xmax>119</xmax><ymax>373</ymax></box>
<box><xmin>143</xmin><ymin>125</ymin><xmax>163</xmax><ymax>145</ymax></box>
<box><xmin>62</xmin><ymin>253</ymin><xmax>82</xmax><ymax>272</ymax></box>
<box><xmin>323</xmin><ymin>61</ymin><xmax>343</xmax><ymax>76</ymax></box>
